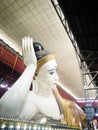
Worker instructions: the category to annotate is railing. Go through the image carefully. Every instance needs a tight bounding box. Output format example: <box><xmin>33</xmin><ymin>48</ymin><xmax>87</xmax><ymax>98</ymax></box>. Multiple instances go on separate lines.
<box><xmin>0</xmin><ymin>118</ymin><xmax>81</xmax><ymax>130</ymax></box>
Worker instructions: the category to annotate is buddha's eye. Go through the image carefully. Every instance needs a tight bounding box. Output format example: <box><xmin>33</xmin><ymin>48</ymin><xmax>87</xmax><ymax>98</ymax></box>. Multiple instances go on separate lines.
<box><xmin>49</xmin><ymin>71</ymin><xmax>55</xmax><ymax>75</ymax></box>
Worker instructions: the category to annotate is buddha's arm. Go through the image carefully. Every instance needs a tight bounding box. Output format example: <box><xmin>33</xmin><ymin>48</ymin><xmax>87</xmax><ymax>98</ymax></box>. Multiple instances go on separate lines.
<box><xmin>0</xmin><ymin>37</ymin><xmax>37</xmax><ymax>118</ymax></box>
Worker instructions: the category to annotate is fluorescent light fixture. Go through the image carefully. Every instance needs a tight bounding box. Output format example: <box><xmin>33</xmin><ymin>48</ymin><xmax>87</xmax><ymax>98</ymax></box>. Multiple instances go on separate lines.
<box><xmin>24</xmin><ymin>125</ymin><xmax>27</xmax><ymax>130</ymax></box>
<box><xmin>9</xmin><ymin>125</ymin><xmax>14</xmax><ymax>129</ymax></box>
<box><xmin>95</xmin><ymin>113</ymin><xmax>98</xmax><ymax>116</ymax></box>
<box><xmin>16</xmin><ymin>125</ymin><xmax>21</xmax><ymax>129</ymax></box>
<box><xmin>33</xmin><ymin>125</ymin><xmax>37</xmax><ymax>130</ymax></box>
<box><xmin>29</xmin><ymin>126</ymin><xmax>32</xmax><ymax>129</ymax></box>
<box><xmin>1</xmin><ymin>124</ymin><xmax>6</xmax><ymax>128</ymax></box>
<box><xmin>0</xmin><ymin>84</ymin><xmax>7</xmax><ymax>88</ymax></box>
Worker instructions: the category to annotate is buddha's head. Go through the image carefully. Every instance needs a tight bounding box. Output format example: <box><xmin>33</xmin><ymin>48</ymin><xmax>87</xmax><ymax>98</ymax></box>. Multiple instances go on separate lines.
<box><xmin>33</xmin><ymin>42</ymin><xmax>59</xmax><ymax>83</ymax></box>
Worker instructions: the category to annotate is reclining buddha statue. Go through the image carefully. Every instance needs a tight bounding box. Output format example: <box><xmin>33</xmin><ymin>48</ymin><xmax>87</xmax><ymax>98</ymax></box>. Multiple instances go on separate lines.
<box><xmin>0</xmin><ymin>37</ymin><xmax>86</xmax><ymax>129</ymax></box>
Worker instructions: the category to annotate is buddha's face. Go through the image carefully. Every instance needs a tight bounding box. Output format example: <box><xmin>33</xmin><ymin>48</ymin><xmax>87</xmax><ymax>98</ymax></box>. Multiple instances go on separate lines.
<box><xmin>37</xmin><ymin>59</ymin><xmax>59</xmax><ymax>84</ymax></box>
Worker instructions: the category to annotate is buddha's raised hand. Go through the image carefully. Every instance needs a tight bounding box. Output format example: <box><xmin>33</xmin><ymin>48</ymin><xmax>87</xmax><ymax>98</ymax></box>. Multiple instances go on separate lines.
<box><xmin>22</xmin><ymin>37</ymin><xmax>37</xmax><ymax>68</ymax></box>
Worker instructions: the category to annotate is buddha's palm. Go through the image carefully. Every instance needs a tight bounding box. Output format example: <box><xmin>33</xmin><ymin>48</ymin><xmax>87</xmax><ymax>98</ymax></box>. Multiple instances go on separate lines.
<box><xmin>22</xmin><ymin>37</ymin><xmax>37</xmax><ymax>67</ymax></box>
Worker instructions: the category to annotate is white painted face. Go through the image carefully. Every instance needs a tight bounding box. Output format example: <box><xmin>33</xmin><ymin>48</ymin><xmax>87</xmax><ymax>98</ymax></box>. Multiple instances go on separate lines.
<box><xmin>38</xmin><ymin>59</ymin><xmax>59</xmax><ymax>84</ymax></box>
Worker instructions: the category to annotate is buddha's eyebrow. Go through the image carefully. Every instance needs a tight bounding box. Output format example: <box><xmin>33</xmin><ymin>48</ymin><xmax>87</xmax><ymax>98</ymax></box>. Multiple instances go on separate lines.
<box><xmin>48</xmin><ymin>67</ymin><xmax>58</xmax><ymax>71</ymax></box>
<box><xmin>48</xmin><ymin>69</ymin><xmax>55</xmax><ymax>71</ymax></box>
